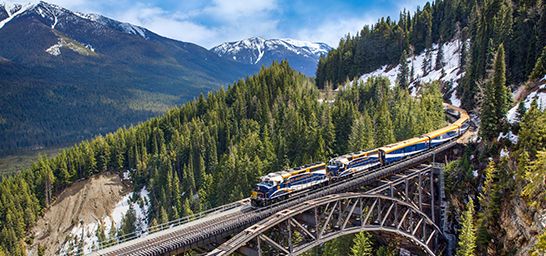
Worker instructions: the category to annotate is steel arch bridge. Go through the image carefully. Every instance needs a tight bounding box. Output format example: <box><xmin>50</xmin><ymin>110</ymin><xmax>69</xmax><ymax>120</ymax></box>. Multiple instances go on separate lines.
<box><xmin>94</xmin><ymin>148</ymin><xmax>460</xmax><ymax>256</ymax></box>
<box><xmin>208</xmin><ymin>164</ymin><xmax>447</xmax><ymax>256</ymax></box>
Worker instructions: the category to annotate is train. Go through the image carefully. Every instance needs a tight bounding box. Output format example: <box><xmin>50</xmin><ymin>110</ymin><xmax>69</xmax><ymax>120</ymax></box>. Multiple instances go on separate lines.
<box><xmin>250</xmin><ymin>104</ymin><xmax>470</xmax><ymax>207</ymax></box>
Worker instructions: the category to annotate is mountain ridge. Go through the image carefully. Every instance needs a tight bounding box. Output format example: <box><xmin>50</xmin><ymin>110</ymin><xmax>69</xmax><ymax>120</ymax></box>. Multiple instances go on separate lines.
<box><xmin>211</xmin><ymin>36</ymin><xmax>332</xmax><ymax>76</ymax></box>
<box><xmin>0</xmin><ymin>0</ymin><xmax>259</xmax><ymax>155</ymax></box>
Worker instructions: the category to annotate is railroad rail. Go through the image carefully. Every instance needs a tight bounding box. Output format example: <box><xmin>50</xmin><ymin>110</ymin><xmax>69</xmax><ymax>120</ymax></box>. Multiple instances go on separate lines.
<box><xmin>93</xmin><ymin>137</ymin><xmax>463</xmax><ymax>256</ymax></box>
<box><xmin>209</xmin><ymin>164</ymin><xmax>447</xmax><ymax>255</ymax></box>
<box><xmin>93</xmin><ymin>104</ymin><xmax>472</xmax><ymax>255</ymax></box>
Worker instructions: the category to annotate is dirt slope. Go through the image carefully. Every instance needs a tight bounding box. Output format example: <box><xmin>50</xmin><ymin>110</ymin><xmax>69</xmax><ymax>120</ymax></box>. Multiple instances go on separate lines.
<box><xmin>30</xmin><ymin>173</ymin><xmax>129</xmax><ymax>255</ymax></box>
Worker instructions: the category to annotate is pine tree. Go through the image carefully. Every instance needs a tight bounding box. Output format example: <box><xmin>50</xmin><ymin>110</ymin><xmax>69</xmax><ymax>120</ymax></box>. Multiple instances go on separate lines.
<box><xmin>375</xmin><ymin>101</ymin><xmax>395</xmax><ymax>146</ymax></box>
<box><xmin>435</xmin><ymin>41</ymin><xmax>444</xmax><ymax>70</ymax></box>
<box><xmin>518</xmin><ymin>99</ymin><xmax>546</xmax><ymax>159</ymax></box>
<box><xmin>348</xmin><ymin>113</ymin><xmax>373</xmax><ymax>152</ymax></box>
<box><xmin>96</xmin><ymin>222</ymin><xmax>106</xmax><ymax>244</ymax></box>
<box><xmin>397</xmin><ymin>49</ymin><xmax>410</xmax><ymax>89</ymax></box>
<box><xmin>183</xmin><ymin>198</ymin><xmax>194</xmax><ymax>218</ymax></box>
<box><xmin>477</xmin><ymin>160</ymin><xmax>501</xmax><ymax>248</ymax></box>
<box><xmin>530</xmin><ymin>46</ymin><xmax>546</xmax><ymax>80</ymax></box>
<box><xmin>149</xmin><ymin>218</ymin><xmax>159</xmax><ymax>233</ymax></box>
<box><xmin>351</xmin><ymin>232</ymin><xmax>373</xmax><ymax>256</ymax></box>
<box><xmin>108</xmin><ymin>220</ymin><xmax>117</xmax><ymax>239</ymax></box>
<box><xmin>480</xmin><ymin>44</ymin><xmax>511</xmax><ymax>141</ymax></box>
<box><xmin>119</xmin><ymin>205</ymin><xmax>137</xmax><ymax>237</ymax></box>
<box><xmin>422</xmin><ymin>48</ymin><xmax>432</xmax><ymax>75</ymax></box>
<box><xmin>159</xmin><ymin>206</ymin><xmax>169</xmax><ymax>224</ymax></box>
<box><xmin>492</xmin><ymin>44</ymin><xmax>511</xmax><ymax>124</ymax></box>
<box><xmin>456</xmin><ymin>198</ymin><xmax>477</xmax><ymax>256</ymax></box>
<box><xmin>521</xmin><ymin>151</ymin><xmax>546</xmax><ymax>208</ymax></box>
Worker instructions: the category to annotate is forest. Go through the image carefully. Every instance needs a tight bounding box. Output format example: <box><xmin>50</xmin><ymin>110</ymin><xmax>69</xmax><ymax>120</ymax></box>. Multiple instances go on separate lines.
<box><xmin>1</xmin><ymin>0</ymin><xmax>546</xmax><ymax>255</ymax></box>
<box><xmin>316</xmin><ymin>0</ymin><xmax>546</xmax><ymax>111</ymax></box>
<box><xmin>0</xmin><ymin>61</ymin><xmax>448</xmax><ymax>255</ymax></box>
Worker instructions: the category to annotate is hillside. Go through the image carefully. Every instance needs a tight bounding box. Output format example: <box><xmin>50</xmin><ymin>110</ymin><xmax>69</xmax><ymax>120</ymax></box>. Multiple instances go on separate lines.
<box><xmin>0</xmin><ymin>0</ymin><xmax>258</xmax><ymax>156</ymax></box>
<box><xmin>0</xmin><ymin>61</ymin><xmax>449</xmax><ymax>255</ymax></box>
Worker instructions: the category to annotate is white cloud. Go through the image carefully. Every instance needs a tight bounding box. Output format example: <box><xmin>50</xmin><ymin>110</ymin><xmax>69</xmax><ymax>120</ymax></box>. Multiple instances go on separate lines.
<box><xmin>18</xmin><ymin>0</ymin><xmax>430</xmax><ymax>48</ymax></box>
<box><xmin>203</xmin><ymin>0</ymin><xmax>278</xmax><ymax>19</ymax></box>
<box><xmin>295</xmin><ymin>16</ymin><xmax>376</xmax><ymax>47</ymax></box>
<box><xmin>101</xmin><ymin>0</ymin><xmax>282</xmax><ymax>48</ymax></box>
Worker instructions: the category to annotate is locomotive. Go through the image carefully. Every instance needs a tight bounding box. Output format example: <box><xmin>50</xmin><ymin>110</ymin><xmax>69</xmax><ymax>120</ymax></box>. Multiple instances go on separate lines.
<box><xmin>250</xmin><ymin>104</ymin><xmax>469</xmax><ymax>207</ymax></box>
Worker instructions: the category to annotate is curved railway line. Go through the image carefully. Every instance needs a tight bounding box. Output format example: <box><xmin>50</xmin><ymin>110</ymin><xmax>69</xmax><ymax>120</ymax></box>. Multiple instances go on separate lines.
<box><xmin>93</xmin><ymin>104</ymin><xmax>473</xmax><ymax>256</ymax></box>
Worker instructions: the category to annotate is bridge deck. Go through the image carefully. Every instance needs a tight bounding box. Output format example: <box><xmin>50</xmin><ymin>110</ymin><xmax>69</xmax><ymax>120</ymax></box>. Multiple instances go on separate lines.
<box><xmin>93</xmin><ymin>134</ymin><xmax>467</xmax><ymax>256</ymax></box>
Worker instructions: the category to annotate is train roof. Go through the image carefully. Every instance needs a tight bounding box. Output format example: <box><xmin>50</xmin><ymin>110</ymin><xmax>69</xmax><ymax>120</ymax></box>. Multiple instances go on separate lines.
<box><xmin>280</xmin><ymin>162</ymin><xmax>325</xmax><ymax>179</ymax></box>
<box><xmin>444</xmin><ymin>103</ymin><xmax>470</xmax><ymax>125</ymax></box>
<box><xmin>378</xmin><ymin>136</ymin><xmax>430</xmax><ymax>153</ymax></box>
<box><xmin>330</xmin><ymin>149</ymin><xmax>379</xmax><ymax>163</ymax></box>
<box><xmin>423</xmin><ymin>124</ymin><xmax>460</xmax><ymax>138</ymax></box>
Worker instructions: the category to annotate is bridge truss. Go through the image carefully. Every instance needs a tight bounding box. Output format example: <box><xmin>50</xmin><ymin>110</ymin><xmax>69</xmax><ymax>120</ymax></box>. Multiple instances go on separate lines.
<box><xmin>95</xmin><ymin>138</ymin><xmax>461</xmax><ymax>256</ymax></box>
<box><xmin>208</xmin><ymin>164</ymin><xmax>447</xmax><ymax>256</ymax></box>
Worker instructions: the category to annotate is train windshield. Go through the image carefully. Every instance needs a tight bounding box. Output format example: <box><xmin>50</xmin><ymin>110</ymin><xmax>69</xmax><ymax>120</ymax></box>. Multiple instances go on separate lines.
<box><xmin>259</xmin><ymin>181</ymin><xmax>275</xmax><ymax>187</ymax></box>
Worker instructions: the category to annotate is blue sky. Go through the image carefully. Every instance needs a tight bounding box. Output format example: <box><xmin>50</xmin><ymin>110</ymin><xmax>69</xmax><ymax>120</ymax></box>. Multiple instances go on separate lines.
<box><xmin>46</xmin><ymin>0</ymin><xmax>427</xmax><ymax>48</ymax></box>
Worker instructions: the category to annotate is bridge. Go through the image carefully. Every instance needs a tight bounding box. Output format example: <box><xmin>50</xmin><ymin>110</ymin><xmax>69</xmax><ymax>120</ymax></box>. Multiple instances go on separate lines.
<box><xmin>92</xmin><ymin>134</ymin><xmax>468</xmax><ymax>256</ymax></box>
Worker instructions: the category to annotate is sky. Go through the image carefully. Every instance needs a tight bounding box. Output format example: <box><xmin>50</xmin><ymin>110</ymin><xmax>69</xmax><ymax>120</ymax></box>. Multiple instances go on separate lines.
<box><xmin>42</xmin><ymin>0</ymin><xmax>428</xmax><ymax>49</ymax></box>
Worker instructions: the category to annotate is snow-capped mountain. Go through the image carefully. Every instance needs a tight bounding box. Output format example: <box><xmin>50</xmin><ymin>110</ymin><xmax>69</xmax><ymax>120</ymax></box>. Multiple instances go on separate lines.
<box><xmin>211</xmin><ymin>37</ymin><xmax>332</xmax><ymax>76</ymax></box>
<box><xmin>0</xmin><ymin>0</ymin><xmax>259</xmax><ymax>155</ymax></box>
<box><xmin>0</xmin><ymin>0</ymin><xmax>148</xmax><ymax>37</ymax></box>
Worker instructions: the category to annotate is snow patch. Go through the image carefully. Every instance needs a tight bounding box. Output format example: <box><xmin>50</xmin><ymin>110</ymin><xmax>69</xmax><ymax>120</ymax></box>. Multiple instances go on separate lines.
<box><xmin>498</xmin><ymin>131</ymin><xmax>518</xmax><ymax>144</ymax></box>
<box><xmin>59</xmin><ymin>186</ymin><xmax>150</xmax><ymax>254</ymax></box>
<box><xmin>0</xmin><ymin>0</ymin><xmax>38</xmax><ymax>29</ymax></box>
<box><xmin>507</xmin><ymin>82</ymin><xmax>546</xmax><ymax>124</ymax></box>
<box><xmin>342</xmin><ymin>39</ymin><xmax>464</xmax><ymax>101</ymax></box>
<box><xmin>46</xmin><ymin>41</ymin><xmax>62</xmax><ymax>56</ymax></box>
<box><xmin>500</xmin><ymin>148</ymin><xmax>509</xmax><ymax>158</ymax></box>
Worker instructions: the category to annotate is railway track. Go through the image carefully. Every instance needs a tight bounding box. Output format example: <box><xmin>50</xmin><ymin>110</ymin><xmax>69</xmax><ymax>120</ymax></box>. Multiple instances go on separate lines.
<box><xmin>93</xmin><ymin>134</ymin><xmax>466</xmax><ymax>256</ymax></box>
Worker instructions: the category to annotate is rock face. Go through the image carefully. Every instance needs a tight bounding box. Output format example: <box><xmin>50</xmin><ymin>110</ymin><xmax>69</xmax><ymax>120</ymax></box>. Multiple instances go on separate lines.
<box><xmin>499</xmin><ymin>196</ymin><xmax>545</xmax><ymax>255</ymax></box>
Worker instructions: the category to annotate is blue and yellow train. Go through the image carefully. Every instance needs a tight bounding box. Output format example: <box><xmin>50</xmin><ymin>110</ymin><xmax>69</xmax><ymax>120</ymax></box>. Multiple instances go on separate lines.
<box><xmin>251</xmin><ymin>104</ymin><xmax>470</xmax><ymax>207</ymax></box>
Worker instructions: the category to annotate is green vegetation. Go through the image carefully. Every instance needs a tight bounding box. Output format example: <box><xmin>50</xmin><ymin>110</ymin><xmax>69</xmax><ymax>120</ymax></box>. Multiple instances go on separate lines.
<box><xmin>316</xmin><ymin>0</ymin><xmax>474</xmax><ymax>89</ymax></box>
<box><xmin>350</xmin><ymin>232</ymin><xmax>373</xmax><ymax>256</ymax></box>
<box><xmin>456</xmin><ymin>198</ymin><xmax>477</xmax><ymax>256</ymax></box>
<box><xmin>479</xmin><ymin>43</ymin><xmax>511</xmax><ymax>141</ymax></box>
<box><xmin>0</xmin><ymin>62</ymin><xmax>446</xmax><ymax>255</ymax></box>
<box><xmin>461</xmin><ymin>0</ymin><xmax>545</xmax><ymax>109</ymax></box>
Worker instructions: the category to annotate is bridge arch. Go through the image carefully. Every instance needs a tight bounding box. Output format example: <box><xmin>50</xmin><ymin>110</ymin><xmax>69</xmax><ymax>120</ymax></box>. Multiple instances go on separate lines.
<box><xmin>209</xmin><ymin>193</ymin><xmax>446</xmax><ymax>256</ymax></box>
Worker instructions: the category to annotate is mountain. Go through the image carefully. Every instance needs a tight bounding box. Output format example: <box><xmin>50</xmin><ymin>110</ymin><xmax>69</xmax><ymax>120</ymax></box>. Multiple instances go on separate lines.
<box><xmin>211</xmin><ymin>37</ymin><xmax>331</xmax><ymax>76</ymax></box>
<box><xmin>0</xmin><ymin>0</ymin><xmax>259</xmax><ymax>155</ymax></box>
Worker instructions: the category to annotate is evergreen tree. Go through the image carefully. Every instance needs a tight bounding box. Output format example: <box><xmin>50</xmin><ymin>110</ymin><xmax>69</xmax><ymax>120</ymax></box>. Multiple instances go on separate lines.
<box><xmin>435</xmin><ymin>41</ymin><xmax>444</xmax><ymax>70</ymax></box>
<box><xmin>96</xmin><ymin>222</ymin><xmax>106</xmax><ymax>244</ymax></box>
<box><xmin>521</xmin><ymin>151</ymin><xmax>546</xmax><ymax>208</ymax></box>
<box><xmin>492</xmin><ymin>44</ymin><xmax>511</xmax><ymax>124</ymax></box>
<box><xmin>477</xmin><ymin>160</ymin><xmax>501</xmax><ymax>249</ymax></box>
<box><xmin>348</xmin><ymin>113</ymin><xmax>374</xmax><ymax>152</ymax></box>
<box><xmin>456</xmin><ymin>198</ymin><xmax>477</xmax><ymax>256</ymax></box>
<box><xmin>517</xmin><ymin>99</ymin><xmax>546</xmax><ymax>159</ymax></box>
<box><xmin>159</xmin><ymin>206</ymin><xmax>169</xmax><ymax>224</ymax></box>
<box><xmin>480</xmin><ymin>44</ymin><xmax>511</xmax><ymax>141</ymax></box>
<box><xmin>119</xmin><ymin>205</ymin><xmax>137</xmax><ymax>237</ymax></box>
<box><xmin>530</xmin><ymin>46</ymin><xmax>546</xmax><ymax>80</ymax></box>
<box><xmin>351</xmin><ymin>232</ymin><xmax>373</xmax><ymax>256</ymax></box>
<box><xmin>397</xmin><ymin>49</ymin><xmax>410</xmax><ymax>89</ymax></box>
<box><xmin>108</xmin><ymin>220</ymin><xmax>117</xmax><ymax>239</ymax></box>
<box><xmin>422</xmin><ymin>48</ymin><xmax>432</xmax><ymax>75</ymax></box>
<box><xmin>375</xmin><ymin>101</ymin><xmax>396</xmax><ymax>146</ymax></box>
<box><xmin>183</xmin><ymin>198</ymin><xmax>194</xmax><ymax>217</ymax></box>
